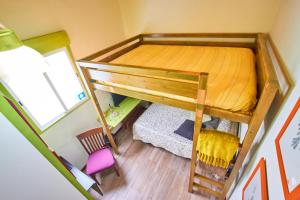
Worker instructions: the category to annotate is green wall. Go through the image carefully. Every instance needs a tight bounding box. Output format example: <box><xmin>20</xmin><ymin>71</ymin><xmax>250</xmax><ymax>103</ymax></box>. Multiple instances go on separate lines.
<box><xmin>0</xmin><ymin>93</ymin><xmax>93</xmax><ymax>199</ymax></box>
<box><xmin>0</xmin><ymin>30</ymin><xmax>93</xmax><ymax>199</ymax></box>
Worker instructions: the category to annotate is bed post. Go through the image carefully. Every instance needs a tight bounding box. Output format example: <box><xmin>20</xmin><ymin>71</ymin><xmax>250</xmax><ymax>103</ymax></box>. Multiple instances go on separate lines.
<box><xmin>220</xmin><ymin>34</ymin><xmax>279</xmax><ymax>199</ymax></box>
<box><xmin>221</xmin><ymin>83</ymin><xmax>277</xmax><ymax>199</ymax></box>
<box><xmin>81</xmin><ymin>68</ymin><xmax>119</xmax><ymax>154</ymax></box>
<box><xmin>188</xmin><ymin>72</ymin><xmax>208</xmax><ymax>193</ymax></box>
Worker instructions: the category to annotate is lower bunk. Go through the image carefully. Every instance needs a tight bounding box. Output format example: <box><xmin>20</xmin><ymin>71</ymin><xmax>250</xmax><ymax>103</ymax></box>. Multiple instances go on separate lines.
<box><xmin>133</xmin><ymin>103</ymin><xmax>239</xmax><ymax>159</ymax></box>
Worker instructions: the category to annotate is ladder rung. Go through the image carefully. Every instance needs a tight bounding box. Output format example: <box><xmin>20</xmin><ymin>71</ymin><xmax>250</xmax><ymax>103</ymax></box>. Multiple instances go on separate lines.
<box><xmin>194</xmin><ymin>173</ymin><xmax>224</xmax><ymax>189</ymax></box>
<box><xmin>193</xmin><ymin>182</ymin><xmax>222</xmax><ymax>198</ymax></box>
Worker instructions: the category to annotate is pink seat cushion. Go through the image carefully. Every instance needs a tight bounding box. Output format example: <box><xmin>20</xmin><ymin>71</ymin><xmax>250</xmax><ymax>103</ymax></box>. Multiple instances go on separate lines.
<box><xmin>86</xmin><ymin>148</ymin><xmax>115</xmax><ymax>175</ymax></box>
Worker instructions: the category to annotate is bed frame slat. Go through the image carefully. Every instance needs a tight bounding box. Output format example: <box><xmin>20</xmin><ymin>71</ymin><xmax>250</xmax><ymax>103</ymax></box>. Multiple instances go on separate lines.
<box><xmin>194</xmin><ymin>173</ymin><xmax>224</xmax><ymax>189</ymax></box>
<box><xmin>142</xmin><ymin>40</ymin><xmax>256</xmax><ymax>49</ymax></box>
<box><xmin>141</xmin><ymin>32</ymin><xmax>258</xmax><ymax>38</ymax></box>
<box><xmin>88</xmin><ymin>69</ymin><xmax>198</xmax><ymax>99</ymax></box>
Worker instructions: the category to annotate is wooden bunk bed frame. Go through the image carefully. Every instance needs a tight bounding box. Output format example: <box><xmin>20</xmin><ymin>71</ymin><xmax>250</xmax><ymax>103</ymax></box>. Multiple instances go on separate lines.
<box><xmin>77</xmin><ymin>33</ymin><xmax>278</xmax><ymax>199</ymax></box>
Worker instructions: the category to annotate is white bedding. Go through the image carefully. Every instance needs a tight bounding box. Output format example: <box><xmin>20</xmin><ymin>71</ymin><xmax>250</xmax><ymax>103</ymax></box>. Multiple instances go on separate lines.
<box><xmin>133</xmin><ymin>103</ymin><xmax>237</xmax><ymax>159</ymax></box>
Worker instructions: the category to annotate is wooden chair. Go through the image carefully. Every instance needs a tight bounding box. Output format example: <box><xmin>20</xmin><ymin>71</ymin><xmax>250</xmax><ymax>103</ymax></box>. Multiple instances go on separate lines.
<box><xmin>76</xmin><ymin>128</ymin><xmax>120</xmax><ymax>185</ymax></box>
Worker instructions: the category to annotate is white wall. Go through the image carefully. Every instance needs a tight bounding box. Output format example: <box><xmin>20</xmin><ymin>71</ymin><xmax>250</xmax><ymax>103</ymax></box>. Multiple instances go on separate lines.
<box><xmin>0</xmin><ymin>113</ymin><xmax>85</xmax><ymax>200</ymax></box>
<box><xmin>270</xmin><ymin>0</ymin><xmax>300</xmax><ymax>81</ymax></box>
<box><xmin>41</xmin><ymin>101</ymin><xmax>98</xmax><ymax>168</ymax></box>
<box><xmin>230</xmin><ymin>0</ymin><xmax>300</xmax><ymax>199</ymax></box>
<box><xmin>118</xmin><ymin>0</ymin><xmax>281</xmax><ymax>37</ymax></box>
<box><xmin>230</xmin><ymin>86</ymin><xmax>299</xmax><ymax>200</ymax></box>
<box><xmin>0</xmin><ymin>0</ymin><xmax>125</xmax><ymax>168</ymax></box>
<box><xmin>0</xmin><ymin>0</ymin><xmax>125</xmax><ymax>59</ymax></box>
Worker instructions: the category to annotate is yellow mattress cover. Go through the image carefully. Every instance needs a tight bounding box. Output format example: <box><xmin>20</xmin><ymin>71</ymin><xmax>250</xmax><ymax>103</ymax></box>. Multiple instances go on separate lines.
<box><xmin>111</xmin><ymin>45</ymin><xmax>257</xmax><ymax>112</ymax></box>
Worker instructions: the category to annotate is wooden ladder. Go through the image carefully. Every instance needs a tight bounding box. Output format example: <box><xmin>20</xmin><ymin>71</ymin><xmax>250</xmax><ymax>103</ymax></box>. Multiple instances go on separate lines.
<box><xmin>188</xmin><ymin>72</ymin><xmax>225</xmax><ymax>198</ymax></box>
<box><xmin>188</xmin><ymin>66</ymin><xmax>278</xmax><ymax>199</ymax></box>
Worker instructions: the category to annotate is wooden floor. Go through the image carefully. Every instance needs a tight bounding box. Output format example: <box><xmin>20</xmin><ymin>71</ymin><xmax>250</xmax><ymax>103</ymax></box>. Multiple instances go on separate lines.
<box><xmin>97</xmin><ymin>129</ymin><xmax>215</xmax><ymax>200</ymax></box>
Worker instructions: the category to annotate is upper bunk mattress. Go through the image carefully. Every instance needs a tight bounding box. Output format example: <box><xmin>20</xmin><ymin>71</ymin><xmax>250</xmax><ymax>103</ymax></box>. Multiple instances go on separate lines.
<box><xmin>111</xmin><ymin>45</ymin><xmax>257</xmax><ymax>112</ymax></box>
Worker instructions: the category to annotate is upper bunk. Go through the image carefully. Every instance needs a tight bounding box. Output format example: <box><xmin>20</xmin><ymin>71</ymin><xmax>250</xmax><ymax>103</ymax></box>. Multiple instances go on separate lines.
<box><xmin>77</xmin><ymin>33</ymin><xmax>278</xmax><ymax>124</ymax></box>
<box><xmin>111</xmin><ymin>44</ymin><xmax>256</xmax><ymax>113</ymax></box>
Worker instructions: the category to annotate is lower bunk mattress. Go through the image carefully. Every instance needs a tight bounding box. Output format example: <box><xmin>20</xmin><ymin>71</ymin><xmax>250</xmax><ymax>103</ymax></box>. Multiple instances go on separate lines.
<box><xmin>132</xmin><ymin>103</ymin><xmax>238</xmax><ymax>159</ymax></box>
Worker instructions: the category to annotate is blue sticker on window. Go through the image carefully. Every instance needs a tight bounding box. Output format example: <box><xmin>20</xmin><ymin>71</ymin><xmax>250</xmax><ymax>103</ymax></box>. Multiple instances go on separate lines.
<box><xmin>78</xmin><ymin>92</ymin><xmax>86</xmax><ymax>100</ymax></box>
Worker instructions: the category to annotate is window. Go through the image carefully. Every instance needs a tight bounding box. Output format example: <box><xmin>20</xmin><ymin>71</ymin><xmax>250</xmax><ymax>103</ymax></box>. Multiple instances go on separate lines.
<box><xmin>0</xmin><ymin>47</ymin><xmax>86</xmax><ymax>130</ymax></box>
<box><xmin>44</xmin><ymin>49</ymin><xmax>86</xmax><ymax>109</ymax></box>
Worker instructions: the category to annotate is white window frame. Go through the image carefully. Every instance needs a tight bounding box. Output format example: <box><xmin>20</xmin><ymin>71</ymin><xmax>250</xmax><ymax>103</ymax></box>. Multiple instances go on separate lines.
<box><xmin>2</xmin><ymin>47</ymin><xmax>88</xmax><ymax>131</ymax></box>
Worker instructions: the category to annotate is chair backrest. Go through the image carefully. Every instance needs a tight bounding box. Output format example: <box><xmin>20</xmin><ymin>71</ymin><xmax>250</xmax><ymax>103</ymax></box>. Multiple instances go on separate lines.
<box><xmin>76</xmin><ymin>128</ymin><xmax>106</xmax><ymax>155</ymax></box>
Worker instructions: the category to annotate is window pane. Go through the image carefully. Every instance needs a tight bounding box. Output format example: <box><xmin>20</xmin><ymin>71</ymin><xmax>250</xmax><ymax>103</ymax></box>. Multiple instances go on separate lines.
<box><xmin>45</xmin><ymin>49</ymin><xmax>85</xmax><ymax>109</ymax></box>
<box><xmin>8</xmin><ymin>73</ymin><xmax>66</xmax><ymax>127</ymax></box>
<box><xmin>0</xmin><ymin>46</ymin><xmax>65</xmax><ymax>128</ymax></box>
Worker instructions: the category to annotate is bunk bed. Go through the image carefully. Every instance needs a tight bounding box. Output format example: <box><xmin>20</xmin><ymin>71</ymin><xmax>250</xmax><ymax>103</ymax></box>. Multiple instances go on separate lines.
<box><xmin>77</xmin><ymin>33</ymin><xmax>278</xmax><ymax>199</ymax></box>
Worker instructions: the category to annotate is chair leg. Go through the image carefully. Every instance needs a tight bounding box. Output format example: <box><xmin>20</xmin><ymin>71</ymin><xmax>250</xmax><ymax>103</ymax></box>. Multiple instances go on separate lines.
<box><xmin>114</xmin><ymin>165</ymin><xmax>120</xmax><ymax>176</ymax></box>
<box><xmin>91</xmin><ymin>174</ymin><xmax>101</xmax><ymax>185</ymax></box>
<box><xmin>91</xmin><ymin>183</ymin><xmax>103</xmax><ymax>196</ymax></box>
